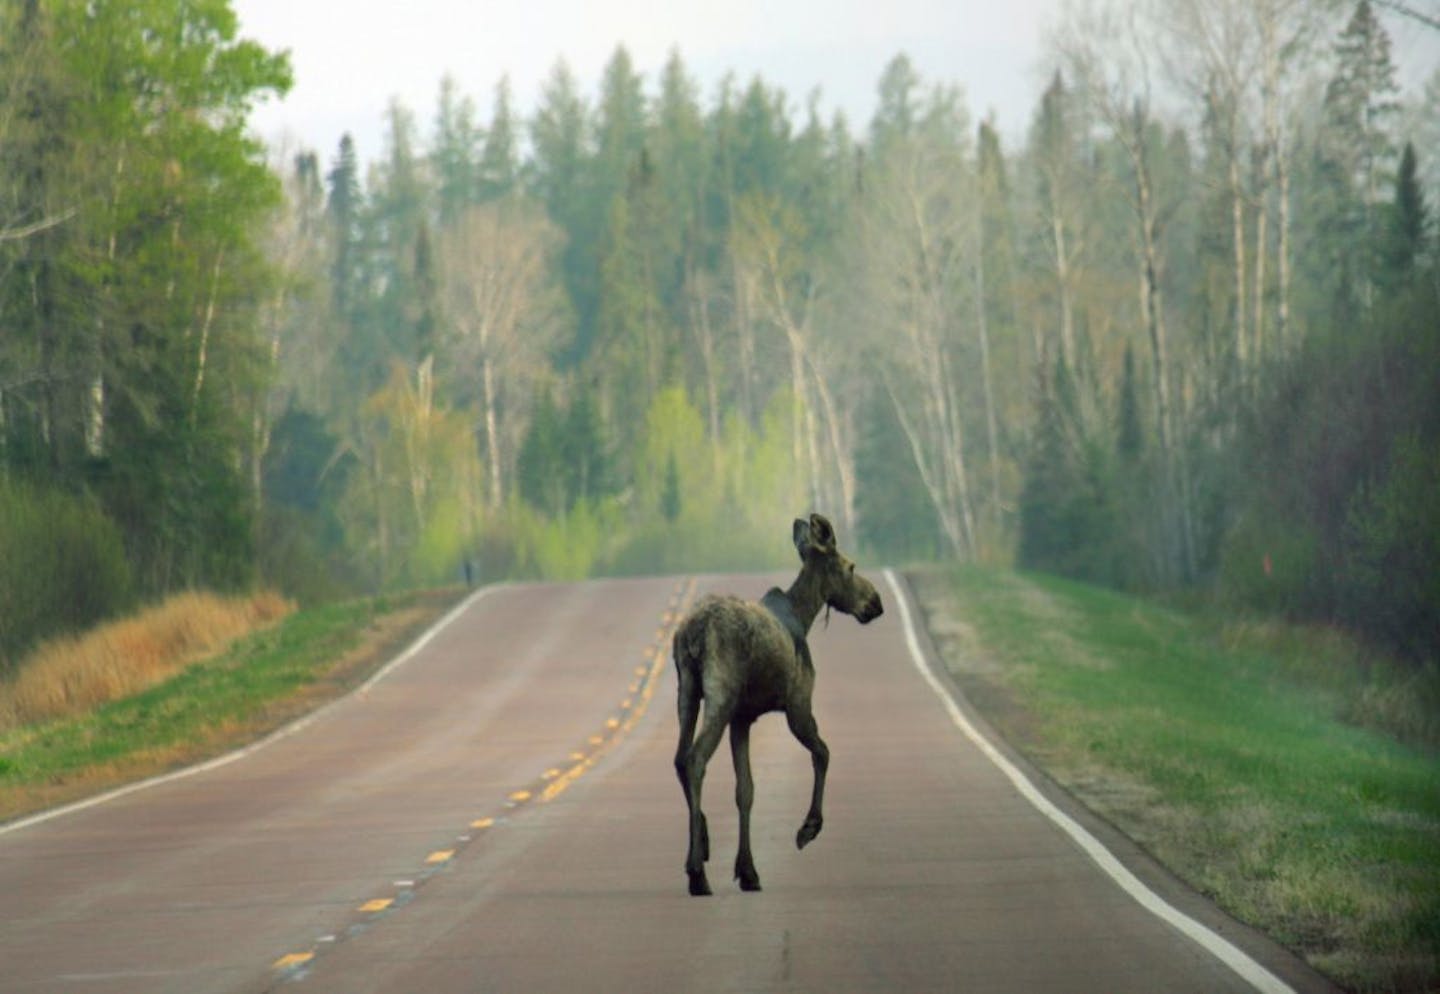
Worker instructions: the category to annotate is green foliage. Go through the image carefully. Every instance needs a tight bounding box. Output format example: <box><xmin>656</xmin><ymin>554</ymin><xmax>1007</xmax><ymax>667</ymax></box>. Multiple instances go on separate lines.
<box><xmin>1382</xmin><ymin>142</ymin><xmax>1428</xmax><ymax>284</ymax></box>
<box><xmin>1020</xmin><ymin>356</ymin><xmax>1120</xmax><ymax>585</ymax></box>
<box><xmin>333</xmin><ymin>361</ymin><xmax>483</xmax><ymax>592</ymax></box>
<box><xmin>516</xmin><ymin>386</ymin><xmax>614</xmax><ymax>519</ymax></box>
<box><xmin>934</xmin><ymin>564</ymin><xmax>1440</xmax><ymax>991</ymax></box>
<box><xmin>0</xmin><ymin>479</ymin><xmax>132</xmax><ymax>671</ymax></box>
<box><xmin>257</xmin><ymin>408</ymin><xmax>356</xmax><ymax>604</ymax></box>
<box><xmin>5</xmin><ymin>2</ymin><xmax>1430</xmax><ymax>684</ymax></box>
<box><xmin>853</xmin><ymin>385</ymin><xmax>940</xmax><ymax>561</ymax></box>
<box><xmin>0</xmin><ymin>0</ymin><xmax>290</xmax><ymax>602</ymax></box>
<box><xmin>510</xmin><ymin>498</ymin><xmax>617</xmax><ymax>581</ymax></box>
<box><xmin>1220</xmin><ymin>279</ymin><xmax>1440</xmax><ymax>661</ymax></box>
<box><xmin>1341</xmin><ymin>435</ymin><xmax>1440</xmax><ymax>660</ymax></box>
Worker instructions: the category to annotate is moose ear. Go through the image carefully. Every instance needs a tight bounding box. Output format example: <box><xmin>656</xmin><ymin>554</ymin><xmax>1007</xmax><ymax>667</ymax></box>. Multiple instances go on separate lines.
<box><xmin>792</xmin><ymin>518</ymin><xmax>811</xmax><ymax>558</ymax></box>
<box><xmin>808</xmin><ymin>513</ymin><xmax>836</xmax><ymax>553</ymax></box>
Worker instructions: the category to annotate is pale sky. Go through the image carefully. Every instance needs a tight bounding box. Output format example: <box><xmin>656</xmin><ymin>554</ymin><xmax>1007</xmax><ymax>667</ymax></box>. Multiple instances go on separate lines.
<box><xmin>234</xmin><ymin>0</ymin><xmax>1065</xmax><ymax>166</ymax></box>
<box><xmin>233</xmin><ymin>1</ymin><xmax>1438</xmax><ymax>169</ymax></box>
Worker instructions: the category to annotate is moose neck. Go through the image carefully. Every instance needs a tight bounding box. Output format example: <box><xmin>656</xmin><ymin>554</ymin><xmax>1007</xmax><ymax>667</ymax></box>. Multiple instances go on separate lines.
<box><xmin>783</xmin><ymin>562</ymin><xmax>828</xmax><ymax>634</ymax></box>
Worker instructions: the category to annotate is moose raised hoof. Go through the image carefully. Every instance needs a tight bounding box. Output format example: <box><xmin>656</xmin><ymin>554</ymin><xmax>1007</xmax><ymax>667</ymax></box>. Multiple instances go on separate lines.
<box><xmin>672</xmin><ymin>513</ymin><xmax>883</xmax><ymax>896</ymax></box>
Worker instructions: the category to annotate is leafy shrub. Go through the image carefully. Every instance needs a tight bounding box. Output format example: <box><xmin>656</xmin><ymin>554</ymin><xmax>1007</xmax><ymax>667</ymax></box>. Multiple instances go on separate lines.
<box><xmin>0</xmin><ymin>479</ymin><xmax>133</xmax><ymax>671</ymax></box>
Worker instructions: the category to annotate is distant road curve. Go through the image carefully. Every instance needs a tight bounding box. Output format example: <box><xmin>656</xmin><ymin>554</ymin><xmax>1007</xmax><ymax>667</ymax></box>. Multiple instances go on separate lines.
<box><xmin>0</xmin><ymin>573</ymin><xmax>1338</xmax><ymax>994</ymax></box>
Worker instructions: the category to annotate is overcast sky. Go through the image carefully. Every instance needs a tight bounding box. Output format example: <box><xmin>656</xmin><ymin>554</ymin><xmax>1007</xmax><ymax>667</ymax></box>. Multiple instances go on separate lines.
<box><xmin>232</xmin><ymin>0</ymin><xmax>1438</xmax><ymax>169</ymax></box>
<box><xmin>233</xmin><ymin>0</ymin><xmax>1066</xmax><ymax>165</ymax></box>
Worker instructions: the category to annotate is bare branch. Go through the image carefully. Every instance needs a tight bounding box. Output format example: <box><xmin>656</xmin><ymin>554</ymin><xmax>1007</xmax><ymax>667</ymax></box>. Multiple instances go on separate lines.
<box><xmin>0</xmin><ymin>208</ymin><xmax>77</xmax><ymax>243</ymax></box>
<box><xmin>1374</xmin><ymin>0</ymin><xmax>1440</xmax><ymax>31</ymax></box>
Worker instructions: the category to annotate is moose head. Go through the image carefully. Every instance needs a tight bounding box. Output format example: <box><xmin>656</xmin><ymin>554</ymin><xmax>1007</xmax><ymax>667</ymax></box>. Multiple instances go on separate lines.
<box><xmin>792</xmin><ymin>513</ymin><xmax>884</xmax><ymax>624</ymax></box>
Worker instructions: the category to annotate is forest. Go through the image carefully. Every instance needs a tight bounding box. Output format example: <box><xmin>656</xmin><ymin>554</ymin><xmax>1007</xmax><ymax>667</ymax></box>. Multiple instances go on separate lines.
<box><xmin>1</xmin><ymin>0</ymin><xmax>1436</xmax><ymax>671</ymax></box>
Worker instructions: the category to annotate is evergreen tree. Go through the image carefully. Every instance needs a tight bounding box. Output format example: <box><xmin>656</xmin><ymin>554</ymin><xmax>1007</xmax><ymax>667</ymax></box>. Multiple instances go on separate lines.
<box><xmin>1324</xmin><ymin>0</ymin><xmax>1400</xmax><ymax>203</ymax></box>
<box><xmin>870</xmin><ymin>53</ymin><xmax>921</xmax><ymax>155</ymax></box>
<box><xmin>733</xmin><ymin>77</ymin><xmax>791</xmax><ymax>198</ymax></box>
<box><xmin>478</xmin><ymin>76</ymin><xmax>519</xmax><ymax>202</ymax></box>
<box><xmin>517</xmin><ymin>389</ymin><xmax>567</xmax><ymax>516</ymax></box>
<box><xmin>431</xmin><ymin>75</ymin><xmax>480</xmax><ymax>219</ymax></box>
<box><xmin>1319</xmin><ymin>0</ymin><xmax>1401</xmax><ymax>316</ymax></box>
<box><xmin>326</xmin><ymin>133</ymin><xmax>364</xmax><ymax>318</ymax></box>
<box><xmin>651</xmin><ymin>50</ymin><xmax>707</xmax><ymax>316</ymax></box>
<box><xmin>529</xmin><ymin>59</ymin><xmax>592</xmax><ymax>360</ymax></box>
<box><xmin>562</xmin><ymin>386</ymin><xmax>611</xmax><ymax>504</ymax></box>
<box><xmin>1383</xmin><ymin>141</ymin><xmax>1427</xmax><ymax>284</ymax></box>
<box><xmin>0</xmin><ymin>0</ymin><xmax>291</xmax><ymax>593</ymax></box>
<box><xmin>372</xmin><ymin>101</ymin><xmax>430</xmax><ymax>366</ymax></box>
<box><xmin>412</xmin><ymin>222</ymin><xmax>439</xmax><ymax>363</ymax></box>
<box><xmin>594</xmin><ymin>46</ymin><xmax>648</xmax><ymax>198</ymax></box>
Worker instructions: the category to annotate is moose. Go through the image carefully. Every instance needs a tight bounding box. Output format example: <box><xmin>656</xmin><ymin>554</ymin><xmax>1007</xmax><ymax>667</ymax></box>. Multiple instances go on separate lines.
<box><xmin>672</xmin><ymin>513</ymin><xmax>884</xmax><ymax>896</ymax></box>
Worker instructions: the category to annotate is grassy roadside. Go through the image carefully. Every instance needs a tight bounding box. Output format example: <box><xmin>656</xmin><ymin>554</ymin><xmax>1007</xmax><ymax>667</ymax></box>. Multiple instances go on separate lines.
<box><xmin>909</xmin><ymin>564</ymin><xmax>1440</xmax><ymax>994</ymax></box>
<box><xmin>0</xmin><ymin>588</ymin><xmax>464</xmax><ymax>825</ymax></box>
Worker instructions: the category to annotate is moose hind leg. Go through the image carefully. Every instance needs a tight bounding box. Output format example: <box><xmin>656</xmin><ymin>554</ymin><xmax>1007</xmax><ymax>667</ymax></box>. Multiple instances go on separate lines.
<box><xmin>786</xmin><ymin>707</ymin><xmax>829</xmax><ymax>850</ymax></box>
<box><xmin>729</xmin><ymin>717</ymin><xmax>761</xmax><ymax>892</ymax></box>
<box><xmin>683</xmin><ymin>704</ymin><xmax>729</xmax><ymax>896</ymax></box>
<box><xmin>673</xmin><ymin>672</ymin><xmax>708</xmax><ymax>861</ymax></box>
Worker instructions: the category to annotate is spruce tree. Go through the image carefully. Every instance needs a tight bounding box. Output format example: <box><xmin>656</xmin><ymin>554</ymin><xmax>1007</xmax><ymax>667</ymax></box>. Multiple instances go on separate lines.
<box><xmin>1384</xmin><ymin>142</ymin><xmax>1427</xmax><ymax>283</ymax></box>
<box><xmin>431</xmin><ymin>75</ymin><xmax>480</xmax><ymax>219</ymax></box>
<box><xmin>326</xmin><ymin>134</ymin><xmax>364</xmax><ymax>317</ymax></box>
<box><xmin>478</xmin><ymin>76</ymin><xmax>519</xmax><ymax>202</ymax></box>
<box><xmin>1321</xmin><ymin>0</ymin><xmax>1401</xmax><ymax>316</ymax></box>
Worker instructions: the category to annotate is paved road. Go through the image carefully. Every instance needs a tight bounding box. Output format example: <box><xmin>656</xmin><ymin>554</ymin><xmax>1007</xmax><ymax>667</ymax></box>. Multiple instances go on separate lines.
<box><xmin>0</xmin><ymin>573</ymin><xmax>1334</xmax><ymax>994</ymax></box>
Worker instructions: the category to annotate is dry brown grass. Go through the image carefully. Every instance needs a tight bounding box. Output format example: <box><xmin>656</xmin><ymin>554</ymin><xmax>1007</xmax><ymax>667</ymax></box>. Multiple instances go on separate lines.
<box><xmin>0</xmin><ymin>590</ymin><xmax>294</xmax><ymax>729</ymax></box>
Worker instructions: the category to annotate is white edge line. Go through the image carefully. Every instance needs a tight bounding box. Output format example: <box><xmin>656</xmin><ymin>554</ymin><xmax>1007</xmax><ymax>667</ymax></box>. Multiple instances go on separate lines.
<box><xmin>0</xmin><ymin>584</ymin><xmax>498</xmax><ymax>838</ymax></box>
<box><xmin>883</xmin><ymin>569</ymin><xmax>1295</xmax><ymax>994</ymax></box>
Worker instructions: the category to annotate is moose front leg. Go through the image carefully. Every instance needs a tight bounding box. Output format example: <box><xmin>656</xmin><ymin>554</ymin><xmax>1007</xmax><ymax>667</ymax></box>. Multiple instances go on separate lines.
<box><xmin>786</xmin><ymin>707</ymin><xmax>829</xmax><ymax>849</ymax></box>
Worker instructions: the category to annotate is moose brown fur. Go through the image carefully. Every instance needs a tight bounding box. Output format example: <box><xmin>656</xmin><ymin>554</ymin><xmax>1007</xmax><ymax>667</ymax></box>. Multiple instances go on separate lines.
<box><xmin>672</xmin><ymin>513</ymin><xmax>883</xmax><ymax>896</ymax></box>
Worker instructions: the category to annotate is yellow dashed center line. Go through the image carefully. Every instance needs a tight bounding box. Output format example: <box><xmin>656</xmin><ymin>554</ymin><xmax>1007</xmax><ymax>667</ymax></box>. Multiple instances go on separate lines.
<box><xmin>269</xmin><ymin>578</ymin><xmax>696</xmax><ymax>980</ymax></box>
<box><xmin>538</xmin><ymin>578</ymin><xmax>694</xmax><ymax>805</ymax></box>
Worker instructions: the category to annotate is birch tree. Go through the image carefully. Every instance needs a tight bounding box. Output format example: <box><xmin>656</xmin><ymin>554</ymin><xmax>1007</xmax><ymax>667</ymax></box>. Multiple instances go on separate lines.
<box><xmin>439</xmin><ymin>202</ymin><xmax>565</xmax><ymax>510</ymax></box>
<box><xmin>853</xmin><ymin>90</ymin><xmax>979</xmax><ymax>558</ymax></box>
<box><xmin>731</xmin><ymin>194</ymin><xmax>857</xmax><ymax>535</ymax></box>
<box><xmin>1028</xmin><ymin>71</ymin><xmax>1088</xmax><ymax>372</ymax></box>
<box><xmin>1057</xmin><ymin>0</ymin><xmax>1199</xmax><ymax>578</ymax></box>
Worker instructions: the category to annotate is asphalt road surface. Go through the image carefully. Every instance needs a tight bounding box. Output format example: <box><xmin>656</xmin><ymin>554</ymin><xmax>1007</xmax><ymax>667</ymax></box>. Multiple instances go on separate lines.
<box><xmin>0</xmin><ymin>572</ymin><xmax>1338</xmax><ymax>994</ymax></box>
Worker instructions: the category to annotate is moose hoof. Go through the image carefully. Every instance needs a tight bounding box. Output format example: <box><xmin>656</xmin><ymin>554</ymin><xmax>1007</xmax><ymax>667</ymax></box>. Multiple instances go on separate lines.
<box><xmin>796</xmin><ymin>816</ymin><xmax>823</xmax><ymax>850</ymax></box>
<box><xmin>735</xmin><ymin>862</ymin><xmax>762</xmax><ymax>892</ymax></box>
<box><xmin>688</xmin><ymin>870</ymin><xmax>713</xmax><ymax>896</ymax></box>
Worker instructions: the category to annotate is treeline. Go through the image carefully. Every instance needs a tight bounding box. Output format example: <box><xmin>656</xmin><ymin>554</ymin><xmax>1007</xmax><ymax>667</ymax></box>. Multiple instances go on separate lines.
<box><xmin>1</xmin><ymin>0</ymin><xmax>1436</xmax><ymax>669</ymax></box>
<box><xmin>0</xmin><ymin>0</ymin><xmax>291</xmax><ymax>665</ymax></box>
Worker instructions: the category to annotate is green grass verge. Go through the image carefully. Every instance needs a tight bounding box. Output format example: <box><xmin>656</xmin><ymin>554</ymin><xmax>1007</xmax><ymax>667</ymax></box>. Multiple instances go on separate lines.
<box><xmin>911</xmin><ymin>564</ymin><xmax>1440</xmax><ymax>994</ymax></box>
<box><xmin>0</xmin><ymin>590</ymin><xmax>459</xmax><ymax>823</ymax></box>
